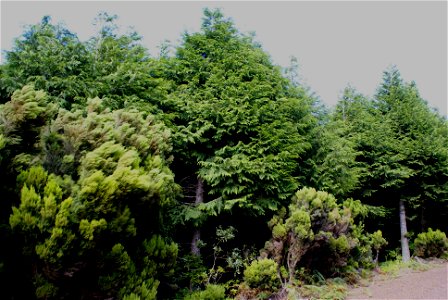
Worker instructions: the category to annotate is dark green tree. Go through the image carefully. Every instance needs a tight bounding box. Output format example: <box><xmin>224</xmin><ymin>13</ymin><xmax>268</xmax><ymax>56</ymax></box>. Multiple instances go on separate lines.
<box><xmin>162</xmin><ymin>9</ymin><xmax>316</xmax><ymax>256</ymax></box>
<box><xmin>85</xmin><ymin>12</ymin><xmax>171</xmax><ymax>111</ymax></box>
<box><xmin>331</xmin><ymin>68</ymin><xmax>448</xmax><ymax>262</ymax></box>
<box><xmin>0</xmin><ymin>16</ymin><xmax>90</xmax><ymax>107</ymax></box>
<box><xmin>0</xmin><ymin>14</ymin><xmax>170</xmax><ymax>112</ymax></box>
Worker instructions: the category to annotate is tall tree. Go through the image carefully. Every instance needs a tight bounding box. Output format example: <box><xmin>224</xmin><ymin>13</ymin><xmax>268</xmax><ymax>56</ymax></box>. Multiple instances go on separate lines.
<box><xmin>332</xmin><ymin>68</ymin><xmax>448</xmax><ymax>262</ymax></box>
<box><xmin>0</xmin><ymin>14</ymin><xmax>170</xmax><ymax>112</ymax></box>
<box><xmin>85</xmin><ymin>12</ymin><xmax>170</xmax><ymax>111</ymax></box>
<box><xmin>0</xmin><ymin>16</ymin><xmax>90</xmax><ymax>107</ymax></box>
<box><xmin>162</xmin><ymin>9</ymin><xmax>316</xmax><ymax>255</ymax></box>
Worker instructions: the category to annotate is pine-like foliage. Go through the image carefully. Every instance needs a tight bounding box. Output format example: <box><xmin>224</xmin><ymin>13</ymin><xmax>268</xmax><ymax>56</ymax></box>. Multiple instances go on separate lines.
<box><xmin>0</xmin><ymin>85</ymin><xmax>57</xmax><ymax>298</ymax></box>
<box><xmin>165</xmin><ymin>9</ymin><xmax>316</xmax><ymax>223</ymax></box>
<box><xmin>0</xmin><ymin>16</ymin><xmax>90</xmax><ymax>106</ymax></box>
<box><xmin>8</xmin><ymin>98</ymin><xmax>179</xmax><ymax>299</ymax></box>
<box><xmin>261</xmin><ymin>187</ymin><xmax>356</xmax><ymax>285</ymax></box>
<box><xmin>0</xmin><ymin>14</ymin><xmax>170</xmax><ymax>111</ymax></box>
<box><xmin>327</xmin><ymin>68</ymin><xmax>448</xmax><ymax>253</ymax></box>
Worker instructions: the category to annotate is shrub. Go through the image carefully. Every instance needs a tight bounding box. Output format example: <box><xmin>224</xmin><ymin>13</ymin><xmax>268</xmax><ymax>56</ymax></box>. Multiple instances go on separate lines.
<box><xmin>298</xmin><ymin>280</ymin><xmax>347</xmax><ymax>300</ymax></box>
<box><xmin>243</xmin><ymin>258</ymin><xmax>280</xmax><ymax>291</ymax></box>
<box><xmin>413</xmin><ymin>228</ymin><xmax>448</xmax><ymax>258</ymax></box>
<box><xmin>262</xmin><ymin>187</ymin><xmax>357</xmax><ymax>284</ymax></box>
<box><xmin>184</xmin><ymin>284</ymin><xmax>226</xmax><ymax>300</ymax></box>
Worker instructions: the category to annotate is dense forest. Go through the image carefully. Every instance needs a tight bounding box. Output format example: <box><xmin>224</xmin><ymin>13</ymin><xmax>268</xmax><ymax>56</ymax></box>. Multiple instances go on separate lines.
<box><xmin>0</xmin><ymin>9</ymin><xmax>447</xmax><ymax>300</ymax></box>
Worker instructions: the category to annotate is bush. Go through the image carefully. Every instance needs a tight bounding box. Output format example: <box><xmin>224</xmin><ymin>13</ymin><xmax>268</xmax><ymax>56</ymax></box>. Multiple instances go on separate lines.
<box><xmin>414</xmin><ymin>228</ymin><xmax>448</xmax><ymax>258</ymax></box>
<box><xmin>262</xmin><ymin>187</ymin><xmax>358</xmax><ymax>283</ymax></box>
<box><xmin>184</xmin><ymin>284</ymin><xmax>226</xmax><ymax>300</ymax></box>
<box><xmin>243</xmin><ymin>258</ymin><xmax>280</xmax><ymax>291</ymax></box>
<box><xmin>298</xmin><ymin>280</ymin><xmax>347</xmax><ymax>300</ymax></box>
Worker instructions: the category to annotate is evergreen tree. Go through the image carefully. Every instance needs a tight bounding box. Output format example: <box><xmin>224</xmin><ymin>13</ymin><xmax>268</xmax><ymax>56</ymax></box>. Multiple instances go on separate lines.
<box><xmin>0</xmin><ymin>85</ymin><xmax>56</xmax><ymax>298</ymax></box>
<box><xmin>0</xmin><ymin>16</ymin><xmax>90</xmax><ymax>107</ymax></box>
<box><xmin>8</xmin><ymin>98</ymin><xmax>179</xmax><ymax>299</ymax></box>
<box><xmin>331</xmin><ymin>68</ymin><xmax>448</xmax><ymax>262</ymax></box>
<box><xmin>0</xmin><ymin>14</ymin><xmax>170</xmax><ymax>112</ymax></box>
<box><xmin>311</xmin><ymin>104</ymin><xmax>363</xmax><ymax>198</ymax></box>
<box><xmin>162</xmin><ymin>9</ymin><xmax>316</xmax><ymax>255</ymax></box>
<box><xmin>85</xmin><ymin>12</ymin><xmax>171</xmax><ymax>111</ymax></box>
<box><xmin>373</xmin><ymin>67</ymin><xmax>448</xmax><ymax>260</ymax></box>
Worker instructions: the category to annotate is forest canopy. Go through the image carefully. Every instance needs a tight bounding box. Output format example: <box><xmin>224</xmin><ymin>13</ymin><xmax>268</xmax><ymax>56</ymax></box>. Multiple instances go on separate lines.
<box><xmin>0</xmin><ymin>10</ymin><xmax>447</xmax><ymax>300</ymax></box>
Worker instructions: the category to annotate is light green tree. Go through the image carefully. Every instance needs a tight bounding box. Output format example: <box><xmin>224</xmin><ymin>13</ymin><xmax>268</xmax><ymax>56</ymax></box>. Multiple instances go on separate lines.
<box><xmin>261</xmin><ymin>187</ymin><xmax>355</xmax><ymax>285</ymax></box>
<box><xmin>9</xmin><ymin>98</ymin><xmax>179</xmax><ymax>299</ymax></box>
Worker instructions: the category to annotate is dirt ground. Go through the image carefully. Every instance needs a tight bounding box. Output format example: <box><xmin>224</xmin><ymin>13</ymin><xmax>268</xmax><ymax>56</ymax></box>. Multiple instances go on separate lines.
<box><xmin>347</xmin><ymin>261</ymin><xmax>447</xmax><ymax>299</ymax></box>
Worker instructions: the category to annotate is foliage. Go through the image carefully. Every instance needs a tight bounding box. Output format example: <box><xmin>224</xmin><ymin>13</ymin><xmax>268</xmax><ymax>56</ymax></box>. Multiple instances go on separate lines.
<box><xmin>0</xmin><ymin>85</ymin><xmax>57</xmax><ymax>298</ymax></box>
<box><xmin>0</xmin><ymin>14</ymin><xmax>170</xmax><ymax>111</ymax></box>
<box><xmin>164</xmin><ymin>8</ymin><xmax>317</xmax><ymax>230</ymax></box>
<box><xmin>413</xmin><ymin>228</ymin><xmax>448</xmax><ymax>258</ymax></box>
<box><xmin>329</xmin><ymin>72</ymin><xmax>448</xmax><ymax>263</ymax></box>
<box><xmin>183</xmin><ymin>284</ymin><xmax>226</xmax><ymax>300</ymax></box>
<box><xmin>0</xmin><ymin>16</ymin><xmax>90</xmax><ymax>106</ymax></box>
<box><xmin>207</xmin><ymin>226</ymin><xmax>237</xmax><ymax>284</ymax></box>
<box><xmin>370</xmin><ymin>230</ymin><xmax>388</xmax><ymax>265</ymax></box>
<box><xmin>311</xmin><ymin>117</ymin><xmax>363</xmax><ymax>198</ymax></box>
<box><xmin>261</xmin><ymin>187</ymin><xmax>359</xmax><ymax>284</ymax></box>
<box><xmin>0</xmin><ymin>85</ymin><xmax>54</xmax><ymax>159</ymax></box>
<box><xmin>370</xmin><ymin>230</ymin><xmax>387</xmax><ymax>251</ymax></box>
<box><xmin>298</xmin><ymin>279</ymin><xmax>347</xmax><ymax>300</ymax></box>
<box><xmin>172</xmin><ymin>254</ymin><xmax>208</xmax><ymax>294</ymax></box>
<box><xmin>243</xmin><ymin>258</ymin><xmax>280</xmax><ymax>291</ymax></box>
<box><xmin>7</xmin><ymin>95</ymin><xmax>179</xmax><ymax>299</ymax></box>
<box><xmin>0</xmin><ymin>8</ymin><xmax>447</xmax><ymax>300</ymax></box>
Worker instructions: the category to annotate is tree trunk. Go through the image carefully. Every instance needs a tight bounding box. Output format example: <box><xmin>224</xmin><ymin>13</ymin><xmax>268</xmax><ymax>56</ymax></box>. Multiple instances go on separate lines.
<box><xmin>191</xmin><ymin>177</ymin><xmax>204</xmax><ymax>256</ymax></box>
<box><xmin>399</xmin><ymin>199</ymin><xmax>411</xmax><ymax>262</ymax></box>
<box><xmin>420</xmin><ymin>204</ymin><xmax>426</xmax><ymax>232</ymax></box>
<box><xmin>373</xmin><ymin>249</ymin><xmax>379</xmax><ymax>266</ymax></box>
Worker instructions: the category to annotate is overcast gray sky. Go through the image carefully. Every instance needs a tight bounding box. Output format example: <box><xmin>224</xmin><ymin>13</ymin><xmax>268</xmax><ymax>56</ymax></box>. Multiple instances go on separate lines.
<box><xmin>1</xmin><ymin>1</ymin><xmax>447</xmax><ymax>115</ymax></box>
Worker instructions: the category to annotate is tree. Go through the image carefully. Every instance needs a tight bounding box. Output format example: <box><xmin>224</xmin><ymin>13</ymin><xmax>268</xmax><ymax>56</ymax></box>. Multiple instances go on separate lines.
<box><xmin>0</xmin><ymin>14</ymin><xmax>170</xmax><ymax>112</ymax></box>
<box><xmin>86</xmin><ymin>12</ymin><xmax>170</xmax><ymax>111</ymax></box>
<box><xmin>8</xmin><ymin>97</ymin><xmax>179</xmax><ymax>299</ymax></box>
<box><xmin>332</xmin><ymin>68</ymin><xmax>448</xmax><ymax>262</ymax></box>
<box><xmin>0</xmin><ymin>16</ymin><xmax>90</xmax><ymax>107</ymax></box>
<box><xmin>0</xmin><ymin>85</ymin><xmax>57</xmax><ymax>298</ymax></box>
<box><xmin>161</xmin><ymin>9</ymin><xmax>316</xmax><ymax>256</ymax></box>
<box><xmin>372</xmin><ymin>67</ymin><xmax>448</xmax><ymax>261</ymax></box>
<box><xmin>311</xmin><ymin>118</ymin><xmax>363</xmax><ymax>198</ymax></box>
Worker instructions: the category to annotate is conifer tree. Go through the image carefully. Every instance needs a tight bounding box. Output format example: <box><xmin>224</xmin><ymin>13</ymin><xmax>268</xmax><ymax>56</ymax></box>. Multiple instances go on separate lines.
<box><xmin>0</xmin><ymin>85</ymin><xmax>55</xmax><ymax>298</ymax></box>
<box><xmin>7</xmin><ymin>96</ymin><xmax>179</xmax><ymax>299</ymax></box>
<box><xmin>373</xmin><ymin>67</ymin><xmax>448</xmax><ymax>261</ymax></box>
<box><xmin>0</xmin><ymin>16</ymin><xmax>89</xmax><ymax>106</ymax></box>
<box><xmin>162</xmin><ymin>9</ymin><xmax>316</xmax><ymax>255</ymax></box>
<box><xmin>330</xmin><ymin>68</ymin><xmax>448</xmax><ymax>262</ymax></box>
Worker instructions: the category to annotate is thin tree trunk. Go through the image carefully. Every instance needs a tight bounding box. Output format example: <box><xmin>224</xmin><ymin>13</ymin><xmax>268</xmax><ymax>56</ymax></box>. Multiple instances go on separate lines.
<box><xmin>399</xmin><ymin>199</ymin><xmax>411</xmax><ymax>262</ymax></box>
<box><xmin>191</xmin><ymin>177</ymin><xmax>204</xmax><ymax>256</ymax></box>
<box><xmin>421</xmin><ymin>204</ymin><xmax>426</xmax><ymax>232</ymax></box>
<box><xmin>374</xmin><ymin>249</ymin><xmax>379</xmax><ymax>266</ymax></box>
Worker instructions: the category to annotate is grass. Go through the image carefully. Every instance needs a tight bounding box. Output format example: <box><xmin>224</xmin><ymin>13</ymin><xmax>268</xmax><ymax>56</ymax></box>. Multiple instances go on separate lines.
<box><xmin>378</xmin><ymin>259</ymin><xmax>404</xmax><ymax>277</ymax></box>
<box><xmin>379</xmin><ymin>257</ymin><xmax>438</xmax><ymax>278</ymax></box>
<box><xmin>298</xmin><ymin>279</ymin><xmax>348</xmax><ymax>300</ymax></box>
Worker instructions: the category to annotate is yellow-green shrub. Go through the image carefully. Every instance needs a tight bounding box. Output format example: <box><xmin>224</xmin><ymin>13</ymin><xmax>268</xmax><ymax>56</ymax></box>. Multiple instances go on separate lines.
<box><xmin>183</xmin><ymin>284</ymin><xmax>226</xmax><ymax>300</ymax></box>
<box><xmin>414</xmin><ymin>228</ymin><xmax>448</xmax><ymax>258</ymax></box>
<box><xmin>243</xmin><ymin>258</ymin><xmax>280</xmax><ymax>291</ymax></box>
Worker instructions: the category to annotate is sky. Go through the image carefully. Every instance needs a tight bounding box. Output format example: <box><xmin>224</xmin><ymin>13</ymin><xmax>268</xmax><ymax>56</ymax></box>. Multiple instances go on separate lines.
<box><xmin>1</xmin><ymin>1</ymin><xmax>447</xmax><ymax>115</ymax></box>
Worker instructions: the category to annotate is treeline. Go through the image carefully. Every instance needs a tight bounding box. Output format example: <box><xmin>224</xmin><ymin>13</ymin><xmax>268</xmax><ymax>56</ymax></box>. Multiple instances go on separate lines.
<box><xmin>0</xmin><ymin>9</ymin><xmax>447</xmax><ymax>299</ymax></box>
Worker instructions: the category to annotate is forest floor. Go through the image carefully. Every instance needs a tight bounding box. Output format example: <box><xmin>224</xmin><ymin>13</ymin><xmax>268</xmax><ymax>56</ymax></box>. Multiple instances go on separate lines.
<box><xmin>347</xmin><ymin>259</ymin><xmax>447</xmax><ymax>299</ymax></box>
